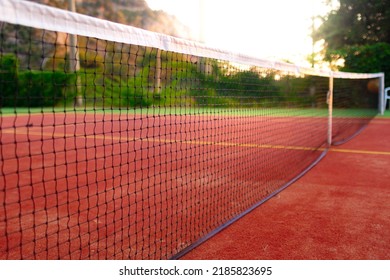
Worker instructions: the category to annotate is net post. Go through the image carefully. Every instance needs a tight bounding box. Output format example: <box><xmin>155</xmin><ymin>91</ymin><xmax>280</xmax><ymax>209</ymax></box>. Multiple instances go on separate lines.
<box><xmin>379</xmin><ymin>73</ymin><xmax>385</xmax><ymax>115</ymax></box>
<box><xmin>327</xmin><ymin>75</ymin><xmax>334</xmax><ymax>146</ymax></box>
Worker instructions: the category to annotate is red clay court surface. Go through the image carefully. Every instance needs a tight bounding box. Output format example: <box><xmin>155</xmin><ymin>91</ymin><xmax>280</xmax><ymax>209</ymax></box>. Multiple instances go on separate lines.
<box><xmin>180</xmin><ymin>117</ymin><xmax>390</xmax><ymax>260</ymax></box>
<box><xmin>0</xmin><ymin>112</ymin><xmax>328</xmax><ymax>259</ymax></box>
<box><xmin>1</xmin><ymin>113</ymin><xmax>389</xmax><ymax>259</ymax></box>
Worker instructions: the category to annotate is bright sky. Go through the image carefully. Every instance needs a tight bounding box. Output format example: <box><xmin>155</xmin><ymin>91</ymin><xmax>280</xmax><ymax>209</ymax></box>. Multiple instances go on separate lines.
<box><xmin>146</xmin><ymin>0</ymin><xmax>332</xmax><ymax>65</ymax></box>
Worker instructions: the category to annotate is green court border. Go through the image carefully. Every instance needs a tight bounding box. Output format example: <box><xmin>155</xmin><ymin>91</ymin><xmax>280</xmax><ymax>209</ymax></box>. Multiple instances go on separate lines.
<box><xmin>1</xmin><ymin>107</ymin><xmax>386</xmax><ymax>118</ymax></box>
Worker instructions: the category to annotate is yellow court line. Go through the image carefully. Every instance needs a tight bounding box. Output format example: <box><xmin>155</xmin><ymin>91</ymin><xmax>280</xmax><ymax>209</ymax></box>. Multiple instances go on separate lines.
<box><xmin>3</xmin><ymin>127</ymin><xmax>390</xmax><ymax>156</ymax></box>
<box><xmin>1</xmin><ymin>128</ymin><xmax>141</xmax><ymax>143</ymax></box>
<box><xmin>329</xmin><ymin>148</ymin><xmax>390</xmax><ymax>156</ymax></box>
<box><xmin>2</xmin><ymin>127</ymin><xmax>322</xmax><ymax>152</ymax></box>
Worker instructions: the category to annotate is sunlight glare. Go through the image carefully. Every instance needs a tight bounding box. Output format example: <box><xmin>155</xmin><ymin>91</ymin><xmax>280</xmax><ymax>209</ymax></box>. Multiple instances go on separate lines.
<box><xmin>146</xmin><ymin>0</ymin><xmax>331</xmax><ymax>65</ymax></box>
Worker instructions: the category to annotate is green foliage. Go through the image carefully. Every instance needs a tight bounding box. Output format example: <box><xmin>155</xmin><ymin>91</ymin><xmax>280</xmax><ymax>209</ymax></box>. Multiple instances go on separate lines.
<box><xmin>326</xmin><ymin>43</ymin><xmax>390</xmax><ymax>86</ymax></box>
<box><xmin>314</xmin><ymin>0</ymin><xmax>390</xmax><ymax>50</ymax></box>
<box><xmin>0</xmin><ymin>54</ymin><xmax>18</xmax><ymax>72</ymax></box>
<box><xmin>277</xmin><ymin>76</ymin><xmax>321</xmax><ymax>108</ymax></box>
<box><xmin>0</xmin><ymin>54</ymin><xmax>74</xmax><ymax>107</ymax></box>
<box><xmin>1</xmin><ymin>49</ymin><xmax>330</xmax><ymax>110</ymax></box>
<box><xmin>0</xmin><ymin>54</ymin><xmax>19</xmax><ymax>106</ymax></box>
<box><xmin>192</xmin><ymin>66</ymin><xmax>283</xmax><ymax>108</ymax></box>
<box><xmin>335</xmin><ymin>43</ymin><xmax>390</xmax><ymax>72</ymax></box>
<box><xmin>219</xmin><ymin>71</ymin><xmax>278</xmax><ymax>106</ymax></box>
<box><xmin>314</xmin><ymin>0</ymin><xmax>390</xmax><ymax>76</ymax></box>
<box><xmin>17</xmin><ymin>71</ymin><xmax>73</xmax><ymax>107</ymax></box>
<box><xmin>108</xmin><ymin>68</ymin><xmax>153</xmax><ymax>108</ymax></box>
<box><xmin>76</xmin><ymin>66</ymin><xmax>153</xmax><ymax>109</ymax></box>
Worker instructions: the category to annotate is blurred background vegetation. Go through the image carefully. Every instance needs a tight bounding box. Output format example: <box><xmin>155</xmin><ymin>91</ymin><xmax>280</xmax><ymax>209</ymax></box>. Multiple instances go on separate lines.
<box><xmin>312</xmin><ymin>0</ymin><xmax>390</xmax><ymax>86</ymax></box>
<box><xmin>0</xmin><ymin>0</ymin><xmax>387</xmax><ymax>109</ymax></box>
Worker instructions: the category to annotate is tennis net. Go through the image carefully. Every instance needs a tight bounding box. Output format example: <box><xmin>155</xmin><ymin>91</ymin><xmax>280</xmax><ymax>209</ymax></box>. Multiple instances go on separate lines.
<box><xmin>0</xmin><ymin>0</ymin><xmax>385</xmax><ymax>260</ymax></box>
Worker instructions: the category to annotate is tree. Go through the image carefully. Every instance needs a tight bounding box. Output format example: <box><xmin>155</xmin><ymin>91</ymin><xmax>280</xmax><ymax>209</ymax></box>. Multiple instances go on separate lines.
<box><xmin>333</xmin><ymin>43</ymin><xmax>390</xmax><ymax>73</ymax></box>
<box><xmin>313</xmin><ymin>0</ymin><xmax>390</xmax><ymax>85</ymax></box>
<box><xmin>314</xmin><ymin>0</ymin><xmax>390</xmax><ymax>50</ymax></box>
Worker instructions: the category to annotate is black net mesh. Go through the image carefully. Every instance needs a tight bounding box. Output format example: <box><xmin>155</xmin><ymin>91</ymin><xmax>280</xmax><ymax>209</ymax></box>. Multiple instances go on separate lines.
<box><xmin>0</xmin><ymin>7</ymin><xmax>380</xmax><ymax>260</ymax></box>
